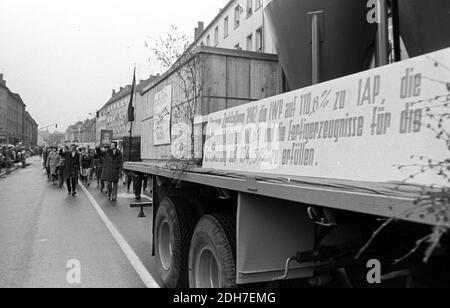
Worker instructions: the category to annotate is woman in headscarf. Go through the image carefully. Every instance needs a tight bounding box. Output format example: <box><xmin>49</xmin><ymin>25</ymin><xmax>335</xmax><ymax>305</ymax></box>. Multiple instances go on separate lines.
<box><xmin>46</xmin><ymin>147</ymin><xmax>60</xmax><ymax>184</ymax></box>
<box><xmin>80</xmin><ymin>148</ymin><xmax>94</xmax><ymax>186</ymax></box>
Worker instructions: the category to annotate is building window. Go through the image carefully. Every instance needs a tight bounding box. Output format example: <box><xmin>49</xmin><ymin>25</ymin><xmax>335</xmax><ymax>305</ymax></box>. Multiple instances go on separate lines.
<box><xmin>224</xmin><ymin>17</ymin><xmax>229</xmax><ymax>38</ymax></box>
<box><xmin>247</xmin><ymin>34</ymin><xmax>253</xmax><ymax>51</ymax></box>
<box><xmin>214</xmin><ymin>26</ymin><xmax>219</xmax><ymax>46</ymax></box>
<box><xmin>247</xmin><ymin>0</ymin><xmax>253</xmax><ymax>17</ymax></box>
<box><xmin>256</xmin><ymin>27</ymin><xmax>263</xmax><ymax>52</ymax></box>
<box><xmin>206</xmin><ymin>35</ymin><xmax>210</xmax><ymax>46</ymax></box>
<box><xmin>234</xmin><ymin>5</ymin><xmax>241</xmax><ymax>29</ymax></box>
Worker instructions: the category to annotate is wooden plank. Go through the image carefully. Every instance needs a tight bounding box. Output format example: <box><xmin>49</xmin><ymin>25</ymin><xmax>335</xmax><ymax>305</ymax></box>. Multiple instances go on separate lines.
<box><xmin>201</xmin><ymin>54</ymin><xmax>227</xmax><ymax>115</ymax></box>
<box><xmin>226</xmin><ymin>56</ymin><xmax>251</xmax><ymax>108</ymax></box>
<box><xmin>250</xmin><ymin>59</ymin><xmax>280</xmax><ymax>100</ymax></box>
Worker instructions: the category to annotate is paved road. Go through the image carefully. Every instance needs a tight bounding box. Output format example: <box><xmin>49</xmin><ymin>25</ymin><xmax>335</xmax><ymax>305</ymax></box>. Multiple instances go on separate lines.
<box><xmin>0</xmin><ymin>156</ymin><xmax>161</xmax><ymax>288</ymax></box>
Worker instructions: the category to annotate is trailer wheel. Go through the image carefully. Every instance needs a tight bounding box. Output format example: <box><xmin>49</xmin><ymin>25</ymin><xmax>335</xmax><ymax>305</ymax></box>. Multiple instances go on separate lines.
<box><xmin>189</xmin><ymin>214</ymin><xmax>236</xmax><ymax>288</ymax></box>
<box><xmin>155</xmin><ymin>196</ymin><xmax>195</xmax><ymax>288</ymax></box>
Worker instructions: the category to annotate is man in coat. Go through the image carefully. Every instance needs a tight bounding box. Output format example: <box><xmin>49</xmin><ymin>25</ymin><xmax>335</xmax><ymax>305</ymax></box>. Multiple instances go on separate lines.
<box><xmin>99</xmin><ymin>142</ymin><xmax>123</xmax><ymax>202</ymax></box>
<box><xmin>64</xmin><ymin>144</ymin><xmax>81</xmax><ymax>197</ymax></box>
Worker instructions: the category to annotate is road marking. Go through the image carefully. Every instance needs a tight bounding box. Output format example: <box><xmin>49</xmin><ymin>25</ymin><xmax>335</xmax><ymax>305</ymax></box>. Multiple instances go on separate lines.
<box><xmin>80</xmin><ymin>184</ymin><xmax>161</xmax><ymax>288</ymax></box>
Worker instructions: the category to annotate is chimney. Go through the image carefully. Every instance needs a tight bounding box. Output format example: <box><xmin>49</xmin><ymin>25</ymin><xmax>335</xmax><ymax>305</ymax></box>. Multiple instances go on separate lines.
<box><xmin>0</xmin><ymin>74</ymin><xmax>4</xmax><ymax>86</ymax></box>
<box><xmin>198</xmin><ymin>21</ymin><xmax>204</xmax><ymax>34</ymax></box>
<box><xmin>112</xmin><ymin>89</ymin><xmax>116</xmax><ymax>96</ymax></box>
<box><xmin>195</xmin><ymin>21</ymin><xmax>204</xmax><ymax>40</ymax></box>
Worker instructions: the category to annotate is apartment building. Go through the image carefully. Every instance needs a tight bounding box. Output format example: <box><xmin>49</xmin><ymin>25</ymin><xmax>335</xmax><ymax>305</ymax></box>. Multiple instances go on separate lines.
<box><xmin>96</xmin><ymin>75</ymin><xmax>159</xmax><ymax>144</ymax></box>
<box><xmin>195</xmin><ymin>0</ymin><xmax>276</xmax><ymax>54</ymax></box>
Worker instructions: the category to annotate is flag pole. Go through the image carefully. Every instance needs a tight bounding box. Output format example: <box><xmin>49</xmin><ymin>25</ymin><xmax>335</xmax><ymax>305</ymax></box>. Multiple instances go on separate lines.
<box><xmin>128</xmin><ymin>65</ymin><xmax>136</xmax><ymax>162</ymax></box>
<box><xmin>129</xmin><ymin>111</ymin><xmax>133</xmax><ymax>162</ymax></box>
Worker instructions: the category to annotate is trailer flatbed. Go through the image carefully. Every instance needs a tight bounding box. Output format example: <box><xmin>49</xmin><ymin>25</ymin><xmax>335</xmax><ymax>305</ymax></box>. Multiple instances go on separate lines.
<box><xmin>125</xmin><ymin>161</ymin><xmax>443</xmax><ymax>228</ymax></box>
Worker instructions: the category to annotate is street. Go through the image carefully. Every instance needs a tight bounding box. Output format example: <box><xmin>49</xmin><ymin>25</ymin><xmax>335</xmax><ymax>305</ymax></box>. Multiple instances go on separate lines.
<box><xmin>1</xmin><ymin>0</ymin><xmax>449</xmax><ymax>291</ymax></box>
<box><xmin>0</xmin><ymin>156</ymin><xmax>162</xmax><ymax>288</ymax></box>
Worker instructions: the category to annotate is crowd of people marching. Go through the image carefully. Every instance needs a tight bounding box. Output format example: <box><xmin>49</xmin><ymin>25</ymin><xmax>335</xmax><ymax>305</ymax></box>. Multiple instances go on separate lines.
<box><xmin>42</xmin><ymin>142</ymin><xmax>147</xmax><ymax>202</ymax></box>
<box><xmin>0</xmin><ymin>144</ymin><xmax>39</xmax><ymax>174</ymax></box>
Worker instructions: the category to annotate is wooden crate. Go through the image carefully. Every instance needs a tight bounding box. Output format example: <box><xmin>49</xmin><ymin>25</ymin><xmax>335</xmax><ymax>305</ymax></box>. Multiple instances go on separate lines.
<box><xmin>139</xmin><ymin>47</ymin><xmax>280</xmax><ymax>161</ymax></box>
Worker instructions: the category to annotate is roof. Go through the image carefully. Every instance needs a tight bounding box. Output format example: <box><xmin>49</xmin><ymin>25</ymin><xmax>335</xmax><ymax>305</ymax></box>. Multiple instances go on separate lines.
<box><xmin>98</xmin><ymin>75</ymin><xmax>159</xmax><ymax>112</ymax></box>
<box><xmin>194</xmin><ymin>0</ymin><xmax>235</xmax><ymax>46</ymax></box>
<box><xmin>0</xmin><ymin>83</ymin><xmax>26</xmax><ymax>107</ymax></box>
<box><xmin>137</xmin><ymin>76</ymin><xmax>159</xmax><ymax>93</ymax></box>
<box><xmin>106</xmin><ymin>86</ymin><xmax>132</xmax><ymax>105</ymax></box>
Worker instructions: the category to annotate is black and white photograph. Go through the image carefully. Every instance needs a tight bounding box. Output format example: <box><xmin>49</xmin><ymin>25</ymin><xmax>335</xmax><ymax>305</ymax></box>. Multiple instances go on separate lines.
<box><xmin>1</xmin><ymin>0</ymin><xmax>450</xmax><ymax>293</ymax></box>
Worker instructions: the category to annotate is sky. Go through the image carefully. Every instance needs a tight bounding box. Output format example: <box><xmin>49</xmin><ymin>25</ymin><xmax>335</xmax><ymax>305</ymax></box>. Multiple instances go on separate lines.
<box><xmin>0</xmin><ymin>0</ymin><xmax>229</xmax><ymax>132</ymax></box>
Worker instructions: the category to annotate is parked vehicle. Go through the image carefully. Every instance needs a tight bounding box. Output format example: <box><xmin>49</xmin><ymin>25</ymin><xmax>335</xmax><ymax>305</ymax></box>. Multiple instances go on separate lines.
<box><xmin>124</xmin><ymin>0</ymin><xmax>450</xmax><ymax>288</ymax></box>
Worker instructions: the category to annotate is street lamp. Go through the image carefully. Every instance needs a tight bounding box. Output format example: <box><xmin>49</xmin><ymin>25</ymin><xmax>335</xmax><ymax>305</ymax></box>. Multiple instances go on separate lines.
<box><xmin>39</xmin><ymin>123</ymin><xmax>58</xmax><ymax>131</ymax></box>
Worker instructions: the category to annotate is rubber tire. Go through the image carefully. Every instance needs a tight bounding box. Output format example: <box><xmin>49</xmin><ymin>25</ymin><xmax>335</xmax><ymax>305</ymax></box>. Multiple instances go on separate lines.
<box><xmin>155</xmin><ymin>196</ymin><xmax>195</xmax><ymax>288</ymax></box>
<box><xmin>189</xmin><ymin>214</ymin><xmax>237</xmax><ymax>288</ymax></box>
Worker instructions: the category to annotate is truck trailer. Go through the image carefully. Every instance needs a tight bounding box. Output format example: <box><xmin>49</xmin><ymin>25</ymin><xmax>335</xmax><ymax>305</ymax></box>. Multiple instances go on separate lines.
<box><xmin>124</xmin><ymin>0</ymin><xmax>450</xmax><ymax>288</ymax></box>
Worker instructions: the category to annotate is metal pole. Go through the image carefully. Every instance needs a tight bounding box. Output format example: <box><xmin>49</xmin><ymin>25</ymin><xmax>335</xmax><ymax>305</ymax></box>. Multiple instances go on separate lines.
<box><xmin>311</xmin><ymin>13</ymin><xmax>320</xmax><ymax>84</ymax></box>
<box><xmin>128</xmin><ymin>120</ymin><xmax>132</xmax><ymax>161</ymax></box>
<box><xmin>376</xmin><ymin>0</ymin><xmax>389</xmax><ymax>67</ymax></box>
<box><xmin>391</xmin><ymin>0</ymin><xmax>401</xmax><ymax>62</ymax></box>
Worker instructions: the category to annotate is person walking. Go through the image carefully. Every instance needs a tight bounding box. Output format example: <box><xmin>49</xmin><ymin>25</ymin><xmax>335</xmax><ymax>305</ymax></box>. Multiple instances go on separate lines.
<box><xmin>80</xmin><ymin>148</ymin><xmax>93</xmax><ymax>186</ymax></box>
<box><xmin>58</xmin><ymin>146</ymin><xmax>69</xmax><ymax>188</ymax></box>
<box><xmin>126</xmin><ymin>171</ymin><xmax>133</xmax><ymax>193</ymax></box>
<box><xmin>94</xmin><ymin>147</ymin><xmax>105</xmax><ymax>192</ymax></box>
<box><xmin>46</xmin><ymin>147</ymin><xmax>60</xmax><ymax>184</ymax></box>
<box><xmin>43</xmin><ymin>147</ymin><xmax>51</xmax><ymax>180</ymax></box>
<box><xmin>63</xmin><ymin>144</ymin><xmax>81</xmax><ymax>197</ymax></box>
<box><xmin>98</xmin><ymin>142</ymin><xmax>123</xmax><ymax>202</ymax></box>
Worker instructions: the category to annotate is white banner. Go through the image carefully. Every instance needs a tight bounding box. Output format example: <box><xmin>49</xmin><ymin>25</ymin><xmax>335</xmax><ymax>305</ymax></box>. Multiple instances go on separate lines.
<box><xmin>203</xmin><ymin>48</ymin><xmax>450</xmax><ymax>186</ymax></box>
<box><xmin>153</xmin><ymin>85</ymin><xmax>172</xmax><ymax>146</ymax></box>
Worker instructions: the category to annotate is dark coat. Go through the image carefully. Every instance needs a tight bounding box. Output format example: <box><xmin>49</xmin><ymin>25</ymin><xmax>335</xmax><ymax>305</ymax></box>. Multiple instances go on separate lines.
<box><xmin>94</xmin><ymin>152</ymin><xmax>104</xmax><ymax>168</ymax></box>
<box><xmin>81</xmin><ymin>154</ymin><xmax>94</xmax><ymax>169</ymax></box>
<box><xmin>100</xmin><ymin>149</ymin><xmax>123</xmax><ymax>182</ymax></box>
<box><xmin>64</xmin><ymin>151</ymin><xmax>81</xmax><ymax>181</ymax></box>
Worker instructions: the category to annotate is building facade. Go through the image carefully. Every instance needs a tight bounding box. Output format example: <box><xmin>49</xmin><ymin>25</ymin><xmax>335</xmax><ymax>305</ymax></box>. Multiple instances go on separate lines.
<box><xmin>7</xmin><ymin>93</ymin><xmax>25</xmax><ymax>144</ymax></box>
<box><xmin>47</xmin><ymin>132</ymin><xmax>65</xmax><ymax>147</ymax></box>
<box><xmin>96</xmin><ymin>76</ymin><xmax>158</xmax><ymax>144</ymax></box>
<box><xmin>65</xmin><ymin>118</ymin><xmax>96</xmax><ymax>144</ymax></box>
<box><xmin>65</xmin><ymin>123</ymin><xmax>81</xmax><ymax>144</ymax></box>
<box><xmin>80</xmin><ymin>118</ymin><xmax>96</xmax><ymax>143</ymax></box>
<box><xmin>0</xmin><ymin>78</ymin><xmax>7</xmax><ymax>144</ymax></box>
<box><xmin>96</xmin><ymin>86</ymin><xmax>132</xmax><ymax>144</ymax></box>
<box><xmin>24</xmin><ymin>112</ymin><xmax>38</xmax><ymax>145</ymax></box>
<box><xmin>195</xmin><ymin>0</ymin><xmax>276</xmax><ymax>54</ymax></box>
<box><xmin>0</xmin><ymin>74</ymin><xmax>37</xmax><ymax>145</ymax></box>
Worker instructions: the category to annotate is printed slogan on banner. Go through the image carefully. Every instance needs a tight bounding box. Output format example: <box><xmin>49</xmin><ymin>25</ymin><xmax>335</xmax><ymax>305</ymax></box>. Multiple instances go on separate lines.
<box><xmin>203</xmin><ymin>48</ymin><xmax>450</xmax><ymax>186</ymax></box>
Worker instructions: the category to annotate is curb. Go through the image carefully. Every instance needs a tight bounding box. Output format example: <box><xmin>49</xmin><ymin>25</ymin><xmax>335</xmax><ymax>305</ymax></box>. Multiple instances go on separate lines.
<box><xmin>0</xmin><ymin>162</ymin><xmax>30</xmax><ymax>178</ymax></box>
<box><xmin>0</xmin><ymin>166</ymin><xmax>20</xmax><ymax>177</ymax></box>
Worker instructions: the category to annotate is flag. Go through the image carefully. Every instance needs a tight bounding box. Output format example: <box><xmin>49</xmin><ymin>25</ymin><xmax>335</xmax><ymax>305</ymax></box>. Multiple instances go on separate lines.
<box><xmin>127</xmin><ymin>67</ymin><xmax>136</xmax><ymax>122</ymax></box>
